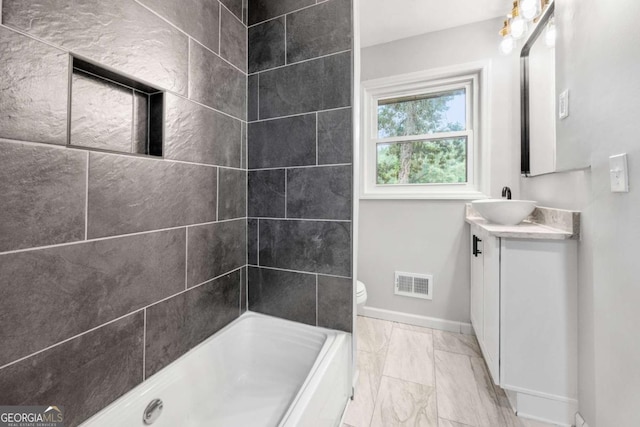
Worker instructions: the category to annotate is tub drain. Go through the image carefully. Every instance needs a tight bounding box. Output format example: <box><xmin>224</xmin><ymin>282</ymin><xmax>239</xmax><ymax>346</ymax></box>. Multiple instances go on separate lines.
<box><xmin>143</xmin><ymin>398</ymin><xmax>163</xmax><ymax>425</ymax></box>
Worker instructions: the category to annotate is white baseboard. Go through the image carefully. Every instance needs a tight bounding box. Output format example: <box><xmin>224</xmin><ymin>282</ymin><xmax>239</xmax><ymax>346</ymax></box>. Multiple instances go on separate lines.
<box><xmin>360</xmin><ymin>306</ymin><xmax>474</xmax><ymax>335</ymax></box>
<box><xmin>502</xmin><ymin>385</ymin><xmax>577</xmax><ymax>427</ymax></box>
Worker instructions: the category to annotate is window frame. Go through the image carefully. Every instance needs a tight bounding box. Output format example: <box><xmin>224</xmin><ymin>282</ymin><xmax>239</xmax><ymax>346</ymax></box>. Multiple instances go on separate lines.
<box><xmin>360</xmin><ymin>62</ymin><xmax>491</xmax><ymax>200</ymax></box>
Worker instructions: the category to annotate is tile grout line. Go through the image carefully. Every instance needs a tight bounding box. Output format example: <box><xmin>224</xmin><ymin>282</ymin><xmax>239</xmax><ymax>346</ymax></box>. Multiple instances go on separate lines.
<box><xmin>131</xmin><ymin>0</ymin><xmax>242</xmax><ymax>74</ymax></box>
<box><xmin>284</xmin><ymin>169</ymin><xmax>288</xmax><ymax>218</ymax></box>
<box><xmin>84</xmin><ymin>152</ymin><xmax>89</xmax><ymax>240</ymax></box>
<box><xmin>284</xmin><ymin>14</ymin><xmax>287</xmax><ymax>66</ymax></box>
<box><xmin>249</xmin><ymin>105</ymin><xmax>351</xmax><ymax>123</ymax></box>
<box><xmin>248</xmin><ymin>49</ymin><xmax>351</xmax><ymax>76</ymax></box>
<box><xmin>142</xmin><ymin>308</ymin><xmax>147</xmax><ymax>381</ymax></box>
<box><xmin>218</xmin><ymin>2</ymin><xmax>222</xmax><ymax>55</ymax></box>
<box><xmin>249</xmin><ymin>162</ymin><xmax>352</xmax><ymax>172</ymax></box>
<box><xmin>0</xmin><ymin>218</ymin><xmax>246</xmax><ymax>257</ymax></box>
<box><xmin>247</xmin><ymin>216</ymin><xmax>351</xmax><ymax>223</ymax></box>
<box><xmin>219</xmin><ymin>0</ymin><xmax>245</xmax><ymax>27</ymax></box>
<box><xmin>216</xmin><ymin>167</ymin><xmax>220</xmax><ymax>221</ymax></box>
<box><xmin>184</xmin><ymin>228</ymin><xmax>189</xmax><ymax>290</ymax></box>
<box><xmin>0</xmin><ymin>264</ymin><xmax>247</xmax><ymax>373</ymax></box>
<box><xmin>0</xmin><ymin>137</ymin><xmax>249</xmax><ymax>168</ymax></box>
<box><xmin>190</xmin><ymin>27</ymin><xmax>245</xmax><ymax>75</ymax></box>
<box><xmin>247</xmin><ymin>264</ymin><xmax>352</xmax><ymax>279</ymax></box>
<box><xmin>247</xmin><ymin>2</ymin><xmax>319</xmax><ymax>28</ymax></box>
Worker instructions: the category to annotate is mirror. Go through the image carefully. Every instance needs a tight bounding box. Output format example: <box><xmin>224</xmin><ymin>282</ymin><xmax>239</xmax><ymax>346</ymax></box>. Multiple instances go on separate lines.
<box><xmin>520</xmin><ymin>2</ymin><xmax>556</xmax><ymax>176</ymax></box>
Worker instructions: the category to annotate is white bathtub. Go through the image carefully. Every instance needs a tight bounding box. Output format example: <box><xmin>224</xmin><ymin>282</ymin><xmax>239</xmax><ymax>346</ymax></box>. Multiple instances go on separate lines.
<box><xmin>82</xmin><ymin>312</ymin><xmax>351</xmax><ymax>427</ymax></box>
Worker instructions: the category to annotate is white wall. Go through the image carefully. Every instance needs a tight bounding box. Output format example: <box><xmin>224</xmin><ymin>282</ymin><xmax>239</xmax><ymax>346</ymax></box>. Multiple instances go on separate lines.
<box><xmin>519</xmin><ymin>0</ymin><xmax>640</xmax><ymax>425</ymax></box>
<box><xmin>358</xmin><ymin>18</ymin><xmax>519</xmax><ymax>323</ymax></box>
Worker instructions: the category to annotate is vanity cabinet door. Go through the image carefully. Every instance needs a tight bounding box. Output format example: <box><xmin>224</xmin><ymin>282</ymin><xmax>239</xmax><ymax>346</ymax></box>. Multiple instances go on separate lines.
<box><xmin>482</xmin><ymin>231</ymin><xmax>500</xmax><ymax>384</ymax></box>
<box><xmin>470</xmin><ymin>225</ymin><xmax>484</xmax><ymax>343</ymax></box>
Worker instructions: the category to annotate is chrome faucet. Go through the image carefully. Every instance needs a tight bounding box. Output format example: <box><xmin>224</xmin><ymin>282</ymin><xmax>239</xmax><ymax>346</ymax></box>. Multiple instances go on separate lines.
<box><xmin>501</xmin><ymin>186</ymin><xmax>512</xmax><ymax>200</ymax></box>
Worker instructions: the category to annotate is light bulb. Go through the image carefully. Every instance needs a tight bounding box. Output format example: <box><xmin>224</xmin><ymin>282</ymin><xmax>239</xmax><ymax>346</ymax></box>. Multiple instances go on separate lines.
<box><xmin>520</xmin><ymin>0</ymin><xmax>539</xmax><ymax>21</ymax></box>
<box><xmin>500</xmin><ymin>35</ymin><xmax>515</xmax><ymax>55</ymax></box>
<box><xmin>545</xmin><ymin>19</ymin><xmax>556</xmax><ymax>47</ymax></box>
<box><xmin>510</xmin><ymin>16</ymin><xmax>527</xmax><ymax>39</ymax></box>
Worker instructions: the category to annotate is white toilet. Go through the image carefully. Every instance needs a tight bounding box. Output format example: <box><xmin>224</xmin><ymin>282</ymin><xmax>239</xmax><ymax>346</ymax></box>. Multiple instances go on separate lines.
<box><xmin>356</xmin><ymin>280</ymin><xmax>368</xmax><ymax>315</ymax></box>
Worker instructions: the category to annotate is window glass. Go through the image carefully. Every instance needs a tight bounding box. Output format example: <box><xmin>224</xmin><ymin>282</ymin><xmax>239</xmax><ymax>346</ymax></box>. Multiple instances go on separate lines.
<box><xmin>376</xmin><ymin>137</ymin><xmax>467</xmax><ymax>184</ymax></box>
<box><xmin>377</xmin><ymin>89</ymin><xmax>466</xmax><ymax>138</ymax></box>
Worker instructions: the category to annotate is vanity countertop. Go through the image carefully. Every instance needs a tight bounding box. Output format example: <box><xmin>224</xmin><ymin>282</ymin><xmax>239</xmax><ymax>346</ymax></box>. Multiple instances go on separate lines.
<box><xmin>465</xmin><ymin>204</ymin><xmax>580</xmax><ymax>240</ymax></box>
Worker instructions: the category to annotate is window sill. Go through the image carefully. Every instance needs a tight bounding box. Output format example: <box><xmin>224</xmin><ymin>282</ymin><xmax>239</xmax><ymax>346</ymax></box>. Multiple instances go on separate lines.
<box><xmin>359</xmin><ymin>190</ymin><xmax>489</xmax><ymax>200</ymax></box>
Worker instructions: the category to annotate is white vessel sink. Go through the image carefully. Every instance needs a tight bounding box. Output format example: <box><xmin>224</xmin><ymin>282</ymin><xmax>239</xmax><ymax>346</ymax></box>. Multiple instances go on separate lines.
<box><xmin>471</xmin><ymin>199</ymin><xmax>537</xmax><ymax>226</ymax></box>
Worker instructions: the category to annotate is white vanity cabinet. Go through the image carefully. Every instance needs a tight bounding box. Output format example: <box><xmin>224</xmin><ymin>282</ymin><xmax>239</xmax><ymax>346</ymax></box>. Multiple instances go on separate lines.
<box><xmin>469</xmin><ymin>221</ymin><xmax>578</xmax><ymax>426</ymax></box>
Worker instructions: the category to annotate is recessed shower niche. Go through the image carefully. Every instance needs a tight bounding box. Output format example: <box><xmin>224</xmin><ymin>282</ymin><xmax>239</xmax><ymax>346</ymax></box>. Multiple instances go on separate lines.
<box><xmin>70</xmin><ymin>57</ymin><xmax>164</xmax><ymax>156</ymax></box>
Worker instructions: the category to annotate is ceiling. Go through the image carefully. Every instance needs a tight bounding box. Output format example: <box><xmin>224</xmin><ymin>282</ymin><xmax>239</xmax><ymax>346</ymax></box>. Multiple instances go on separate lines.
<box><xmin>359</xmin><ymin>0</ymin><xmax>507</xmax><ymax>48</ymax></box>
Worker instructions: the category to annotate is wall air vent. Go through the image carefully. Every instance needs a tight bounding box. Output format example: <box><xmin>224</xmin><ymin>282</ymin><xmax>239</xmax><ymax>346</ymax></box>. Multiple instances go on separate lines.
<box><xmin>394</xmin><ymin>271</ymin><xmax>433</xmax><ymax>300</ymax></box>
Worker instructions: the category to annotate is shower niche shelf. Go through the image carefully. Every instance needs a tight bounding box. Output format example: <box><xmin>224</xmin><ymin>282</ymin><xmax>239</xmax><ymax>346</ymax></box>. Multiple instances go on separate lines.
<box><xmin>69</xmin><ymin>57</ymin><xmax>164</xmax><ymax>157</ymax></box>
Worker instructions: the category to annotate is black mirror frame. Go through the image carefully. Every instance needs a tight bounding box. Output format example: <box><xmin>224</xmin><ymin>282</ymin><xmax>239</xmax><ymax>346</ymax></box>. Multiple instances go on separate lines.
<box><xmin>520</xmin><ymin>1</ymin><xmax>555</xmax><ymax>176</ymax></box>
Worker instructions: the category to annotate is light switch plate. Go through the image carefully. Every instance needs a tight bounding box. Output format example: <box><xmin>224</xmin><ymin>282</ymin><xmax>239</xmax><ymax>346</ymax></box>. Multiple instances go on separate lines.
<box><xmin>559</xmin><ymin>90</ymin><xmax>569</xmax><ymax>119</ymax></box>
<box><xmin>609</xmin><ymin>153</ymin><xmax>629</xmax><ymax>192</ymax></box>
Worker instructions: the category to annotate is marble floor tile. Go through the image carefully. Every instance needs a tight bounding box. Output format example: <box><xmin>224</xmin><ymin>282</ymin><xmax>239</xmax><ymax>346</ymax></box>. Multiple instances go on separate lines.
<box><xmin>393</xmin><ymin>322</ymin><xmax>434</xmax><ymax>335</ymax></box>
<box><xmin>370</xmin><ymin>376</ymin><xmax>437</xmax><ymax>427</ymax></box>
<box><xmin>434</xmin><ymin>350</ymin><xmax>484</xmax><ymax>426</ymax></box>
<box><xmin>356</xmin><ymin>316</ymin><xmax>393</xmax><ymax>354</ymax></box>
<box><xmin>383</xmin><ymin>327</ymin><xmax>435</xmax><ymax>386</ymax></box>
<box><xmin>489</xmin><ymin>380</ymin><xmax>524</xmax><ymax>427</ymax></box>
<box><xmin>344</xmin><ymin>350</ymin><xmax>385</xmax><ymax>427</ymax></box>
<box><xmin>438</xmin><ymin>419</ymin><xmax>473</xmax><ymax>427</ymax></box>
<box><xmin>469</xmin><ymin>356</ymin><xmax>509</xmax><ymax>426</ymax></box>
<box><xmin>433</xmin><ymin>329</ymin><xmax>482</xmax><ymax>357</ymax></box>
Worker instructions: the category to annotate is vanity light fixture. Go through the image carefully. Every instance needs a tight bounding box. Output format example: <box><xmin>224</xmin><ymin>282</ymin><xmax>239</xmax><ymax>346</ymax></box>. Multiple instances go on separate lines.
<box><xmin>499</xmin><ymin>20</ymin><xmax>515</xmax><ymax>55</ymax></box>
<box><xmin>509</xmin><ymin>1</ymin><xmax>527</xmax><ymax>39</ymax></box>
<box><xmin>498</xmin><ymin>0</ymin><xmax>552</xmax><ymax>54</ymax></box>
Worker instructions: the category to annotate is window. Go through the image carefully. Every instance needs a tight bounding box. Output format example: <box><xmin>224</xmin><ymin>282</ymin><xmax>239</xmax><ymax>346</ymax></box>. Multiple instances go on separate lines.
<box><xmin>361</xmin><ymin>63</ymin><xmax>489</xmax><ymax>199</ymax></box>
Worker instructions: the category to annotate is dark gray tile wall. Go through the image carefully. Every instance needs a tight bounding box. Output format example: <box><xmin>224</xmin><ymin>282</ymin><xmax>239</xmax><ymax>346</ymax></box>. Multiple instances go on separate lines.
<box><xmin>219</xmin><ymin>168</ymin><xmax>247</xmax><ymax>220</ymax></box>
<box><xmin>258</xmin><ymin>51</ymin><xmax>351</xmax><ymax>119</ymax></box>
<box><xmin>220</xmin><ymin>6</ymin><xmax>248</xmax><ymax>72</ymax></box>
<box><xmin>164</xmin><ymin>93</ymin><xmax>241</xmax><ymax>167</ymax></box>
<box><xmin>318</xmin><ymin>107</ymin><xmax>353</xmax><ymax>164</ymax></box>
<box><xmin>258</xmin><ymin>219</ymin><xmax>351</xmax><ymax>277</ymax></box>
<box><xmin>190</xmin><ymin>39</ymin><xmax>247</xmax><ymax>120</ymax></box>
<box><xmin>285</xmin><ymin>0</ymin><xmax>351</xmax><ymax>63</ymax></box>
<box><xmin>87</xmin><ymin>153</ymin><xmax>218</xmax><ymax>238</ymax></box>
<box><xmin>248</xmin><ymin>169</ymin><xmax>286</xmax><ymax>217</ymax></box>
<box><xmin>248</xmin><ymin>114</ymin><xmax>316</xmax><ymax>168</ymax></box>
<box><xmin>248</xmin><ymin>17</ymin><xmax>285</xmax><ymax>73</ymax></box>
<box><xmin>287</xmin><ymin>165</ymin><xmax>352</xmax><ymax>220</ymax></box>
<box><xmin>187</xmin><ymin>219</ymin><xmax>247</xmax><ymax>287</ymax></box>
<box><xmin>247</xmin><ymin>0</ymin><xmax>353</xmax><ymax>332</ymax></box>
<box><xmin>0</xmin><ymin>229</ymin><xmax>185</xmax><ymax>367</ymax></box>
<box><xmin>145</xmin><ymin>270</ymin><xmax>241</xmax><ymax>377</ymax></box>
<box><xmin>137</xmin><ymin>0</ymin><xmax>220</xmax><ymax>53</ymax></box>
<box><xmin>3</xmin><ymin>0</ymin><xmax>190</xmax><ymax>95</ymax></box>
<box><xmin>248</xmin><ymin>0</ymin><xmax>315</xmax><ymax>25</ymax></box>
<box><xmin>0</xmin><ymin>140</ymin><xmax>86</xmax><ymax>252</ymax></box>
<box><xmin>0</xmin><ymin>0</ymin><xmax>248</xmax><ymax>423</ymax></box>
<box><xmin>248</xmin><ymin>266</ymin><xmax>316</xmax><ymax>325</ymax></box>
<box><xmin>0</xmin><ymin>26</ymin><xmax>68</xmax><ymax>145</ymax></box>
<box><xmin>317</xmin><ymin>275</ymin><xmax>352</xmax><ymax>332</ymax></box>
<box><xmin>0</xmin><ymin>313</ymin><xmax>144</xmax><ymax>427</ymax></box>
